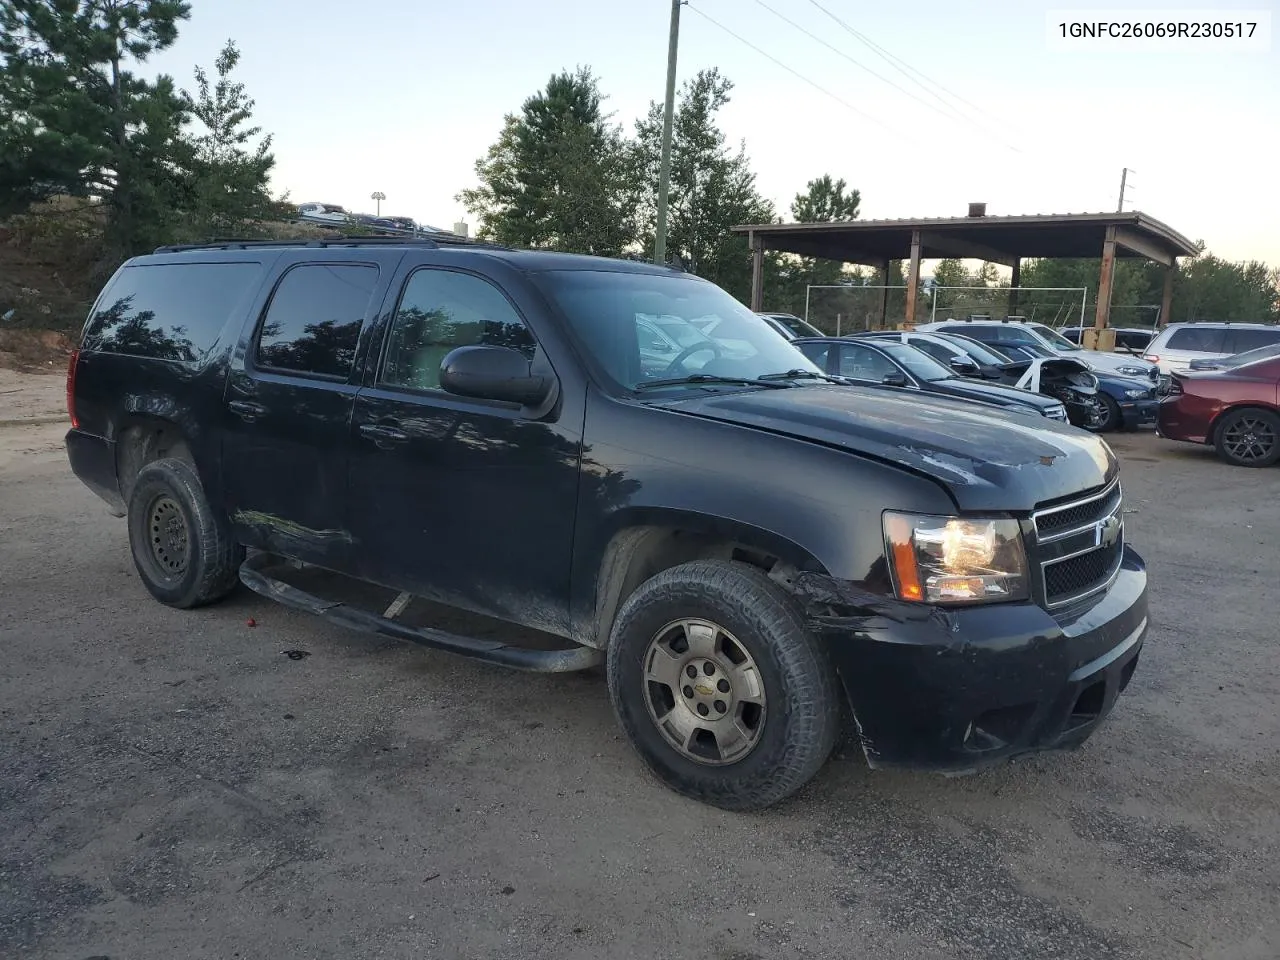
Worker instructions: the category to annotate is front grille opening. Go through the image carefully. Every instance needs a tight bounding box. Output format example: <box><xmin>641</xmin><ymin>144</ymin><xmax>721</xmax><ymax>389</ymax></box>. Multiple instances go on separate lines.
<box><xmin>964</xmin><ymin>702</ymin><xmax>1037</xmax><ymax>752</ymax></box>
<box><xmin>1036</xmin><ymin>483</ymin><xmax>1121</xmax><ymax>536</ymax></box>
<box><xmin>1044</xmin><ymin>540</ymin><xmax>1122</xmax><ymax>603</ymax></box>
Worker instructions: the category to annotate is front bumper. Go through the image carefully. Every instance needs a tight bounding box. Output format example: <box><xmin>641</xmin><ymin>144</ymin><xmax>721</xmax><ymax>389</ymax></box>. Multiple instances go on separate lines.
<box><xmin>1118</xmin><ymin>397</ymin><xmax>1158</xmax><ymax>429</ymax></box>
<box><xmin>805</xmin><ymin>545</ymin><xmax>1148</xmax><ymax>771</ymax></box>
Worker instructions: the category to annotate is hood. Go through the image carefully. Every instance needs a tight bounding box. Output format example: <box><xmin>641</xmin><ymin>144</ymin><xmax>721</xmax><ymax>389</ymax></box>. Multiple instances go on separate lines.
<box><xmin>659</xmin><ymin>385</ymin><xmax>1117</xmax><ymax>512</ymax></box>
<box><xmin>932</xmin><ymin>377</ymin><xmax>1058</xmax><ymax>412</ymax></box>
<box><xmin>1077</xmin><ymin>349</ymin><xmax>1154</xmax><ymax>375</ymax></box>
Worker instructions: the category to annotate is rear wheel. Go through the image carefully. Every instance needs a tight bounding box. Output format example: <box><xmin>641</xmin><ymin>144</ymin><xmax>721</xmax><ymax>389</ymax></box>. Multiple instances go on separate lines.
<box><xmin>1214</xmin><ymin>408</ymin><xmax>1280</xmax><ymax>467</ymax></box>
<box><xmin>127</xmin><ymin>458</ymin><xmax>243</xmax><ymax>608</ymax></box>
<box><xmin>606</xmin><ymin>560</ymin><xmax>840</xmax><ymax>811</ymax></box>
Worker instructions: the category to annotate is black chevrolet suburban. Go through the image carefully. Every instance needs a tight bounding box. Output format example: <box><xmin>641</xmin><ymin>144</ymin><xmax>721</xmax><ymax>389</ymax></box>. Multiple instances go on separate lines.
<box><xmin>65</xmin><ymin>235</ymin><xmax>1149</xmax><ymax>810</ymax></box>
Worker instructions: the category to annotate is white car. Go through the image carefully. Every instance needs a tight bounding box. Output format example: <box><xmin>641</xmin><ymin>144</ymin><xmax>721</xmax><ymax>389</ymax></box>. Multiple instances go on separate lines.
<box><xmin>754</xmin><ymin>312</ymin><xmax>824</xmax><ymax>340</ymax></box>
<box><xmin>917</xmin><ymin>319</ymin><xmax>1158</xmax><ymax>382</ymax></box>
<box><xmin>296</xmin><ymin>202</ymin><xmax>352</xmax><ymax>225</ymax></box>
<box><xmin>1142</xmin><ymin>322</ymin><xmax>1280</xmax><ymax>376</ymax></box>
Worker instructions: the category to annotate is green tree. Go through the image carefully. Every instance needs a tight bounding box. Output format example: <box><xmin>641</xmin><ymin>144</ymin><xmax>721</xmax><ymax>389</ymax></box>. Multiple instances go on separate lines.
<box><xmin>791</xmin><ymin>174</ymin><xmax>860</xmax><ymax>223</ymax></box>
<box><xmin>458</xmin><ymin>67</ymin><xmax>636</xmax><ymax>256</ymax></box>
<box><xmin>1172</xmin><ymin>252</ymin><xmax>1279</xmax><ymax>322</ymax></box>
<box><xmin>769</xmin><ymin>174</ymin><xmax>863</xmax><ymax>315</ymax></box>
<box><xmin>0</xmin><ymin>0</ymin><xmax>193</xmax><ymax>259</ymax></box>
<box><xmin>633</xmin><ymin>68</ymin><xmax>775</xmax><ymax>300</ymax></box>
<box><xmin>180</xmin><ymin>39</ymin><xmax>278</xmax><ymax>239</ymax></box>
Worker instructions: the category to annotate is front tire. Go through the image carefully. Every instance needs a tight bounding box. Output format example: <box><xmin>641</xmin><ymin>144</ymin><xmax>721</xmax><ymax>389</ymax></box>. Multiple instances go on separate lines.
<box><xmin>1088</xmin><ymin>394</ymin><xmax>1122</xmax><ymax>432</ymax></box>
<box><xmin>1214</xmin><ymin>408</ymin><xmax>1280</xmax><ymax>467</ymax></box>
<box><xmin>127</xmin><ymin>458</ymin><xmax>244</xmax><ymax>608</ymax></box>
<box><xmin>606</xmin><ymin>560</ymin><xmax>840</xmax><ymax>811</ymax></box>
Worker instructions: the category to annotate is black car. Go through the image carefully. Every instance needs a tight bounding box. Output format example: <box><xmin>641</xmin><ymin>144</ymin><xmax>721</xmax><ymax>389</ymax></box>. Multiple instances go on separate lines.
<box><xmin>65</xmin><ymin>236</ymin><xmax>1148</xmax><ymax>811</ymax></box>
<box><xmin>856</xmin><ymin>329</ymin><xmax>1013</xmax><ymax>381</ymax></box>
<box><xmin>793</xmin><ymin>336</ymin><xmax>1069</xmax><ymax>423</ymax></box>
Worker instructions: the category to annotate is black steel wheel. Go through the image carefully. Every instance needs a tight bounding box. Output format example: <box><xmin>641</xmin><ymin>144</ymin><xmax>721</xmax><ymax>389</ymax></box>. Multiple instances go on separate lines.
<box><xmin>127</xmin><ymin>457</ymin><xmax>244</xmax><ymax>608</ymax></box>
<box><xmin>1214</xmin><ymin>408</ymin><xmax>1280</xmax><ymax>467</ymax></box>
<box><xmin>606</xmin><ymin>560</ymin><xmax>840</xmax><ymax>811</ymax></box>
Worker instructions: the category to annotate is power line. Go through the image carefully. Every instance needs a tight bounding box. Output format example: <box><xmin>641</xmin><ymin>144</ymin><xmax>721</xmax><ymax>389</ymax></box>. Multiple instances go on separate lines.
<box><xmin>804</xmin><ymin>0</ymin><xmax>1010</xmax><ymax>130</ymax></box>
<box><xmin>685</xmin><ymin>3</ymin><xmax>928</xmax><ymax>150</ymax></box>
<box><xmin>752</xmin><ymin>0</ymin><xmax>1019</xmax><ymax>152</ymax></box>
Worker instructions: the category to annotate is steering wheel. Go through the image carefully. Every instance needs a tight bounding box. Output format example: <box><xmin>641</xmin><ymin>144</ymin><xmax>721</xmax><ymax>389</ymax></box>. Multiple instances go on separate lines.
<box><xmin>663</xmin><ymin>340</ymin><xmax>724</xmax><ymax>377</ymax></box>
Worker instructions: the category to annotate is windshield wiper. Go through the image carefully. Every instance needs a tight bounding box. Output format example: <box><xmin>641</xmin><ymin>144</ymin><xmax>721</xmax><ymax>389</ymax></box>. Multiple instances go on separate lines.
<box><xmin>634</xmin><ymin>373</ymin><xmax>793</xmax><ymax>391</ymax></box>
<box><xmin>757</xmin><ymin>368</ymin><xmax>844</xmax><ymax>384</ymax></box>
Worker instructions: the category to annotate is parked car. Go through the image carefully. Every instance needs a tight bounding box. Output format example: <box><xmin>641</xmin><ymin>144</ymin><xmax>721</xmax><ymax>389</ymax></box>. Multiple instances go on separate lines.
<box><xmin>1157</xmin><ymin>349</ymin><xmax>1280</xmax><ymax>466</ymax></box>
<box><xmin>979</xmin><ymin>341</ymin><xmax>1158</xmax><ymax>432</ymax></box>
<box><xmin>755</xmin><ymin>312</ymin><xmax>825</xmax><ymax>340</ymax></box>
<box><xmin>792</xmin><ymin>336</ymin><xmax>1069</xmax><ymax>422</ymax></box>
<box><xmin>857</xmin><ymin>330</ymin><xmax>995</xmax><ymax>379</ymax></box>
<box><xmin>65</xmin><ymin>237</ymin><xmax>1148</xmax><ymax>811</ymax></box>
<box><xmin>1059</xmin><ymin>326</ymin><xmax>1155</xmax><ymax>355</ymax></box>
<box><xmin>918</xmin><ymin>318</ymin><xmax>1158</xmax><ymax>382</ymax></box>
<box><xmin>295</xmin><ymin>202</ymin><xmax>352</xmax><ymax>226</ymax></box>
<box><xmin>1143</xmin><ymin>322</ymin><xmax>1280</xmax><ymax>378</ymax></box>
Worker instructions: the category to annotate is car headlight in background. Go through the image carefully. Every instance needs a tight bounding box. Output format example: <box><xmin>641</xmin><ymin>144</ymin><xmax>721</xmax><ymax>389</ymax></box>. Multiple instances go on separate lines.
<box><xmin>883</xmin><ymin>512</ymin><xmax>1029</xmax><ymax>604</ymax></box>
<box><xmin>1123</xmin><ymin>387</ymin><xmax>1149</xmax><ymax>399</ymax></box>
<box><xmin>1116</xmin><ymin>365</ymin><xmax>1148</xmax><ymax>377</ymax></box>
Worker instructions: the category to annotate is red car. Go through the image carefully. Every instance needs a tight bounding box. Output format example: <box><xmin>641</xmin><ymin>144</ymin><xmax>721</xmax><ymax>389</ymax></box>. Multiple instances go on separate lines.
<box><xmin>1157</xmin><ymin>345</ymin><xmax>1280</xmax><ymax>466</ymax></box>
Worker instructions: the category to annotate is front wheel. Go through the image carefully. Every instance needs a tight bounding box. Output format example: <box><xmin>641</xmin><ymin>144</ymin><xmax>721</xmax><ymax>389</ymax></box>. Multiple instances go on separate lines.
<box><xmin>606</xmin><ymin>560</ymin><xmax>840</xmax><ymax>811</ymax></box>
<box><xmin>1214</xmin><ymin>408</ymin><xmax>1280</xmax><ymax>467</ymax></box>
<box><xmin>1085</xmin><ymin>394</ymin><xmax>1122</xmax><ymax>432</ymax></box>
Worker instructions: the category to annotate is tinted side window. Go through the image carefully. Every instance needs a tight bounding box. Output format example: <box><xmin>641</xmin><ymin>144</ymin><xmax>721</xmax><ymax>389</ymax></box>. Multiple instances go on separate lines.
<box><xmin>837</xmin><ymin>344</ymin><xmax>899</xmax><ymax>381</ymax></box>
<box><xmin>1225</xmin><ymin>328</ymin><xmax>1280</xmax><ymax>353</ymax></box>
<box><xmin>1166</xmin><ymin>327</ymin><xmax>1227</xmax><ymax>352</ymax></box>
<box><xmin>796</xmin><ymin>342</ymin><xmax>830</xmax><ymax>370</ymax></box>
<box><xmin>83</xmin><ymin>262</ymin><xmax>262</xmax><ymax>362</ymax></box>
<box><xmin>380</xmin><ymin>269</ymin><xmax>535</xmax><ymax>392</ymax></box>
<box><xmin>255</xmin><ymin>263</ymin><xmax>379</xmax><ymax>378</ymax></box>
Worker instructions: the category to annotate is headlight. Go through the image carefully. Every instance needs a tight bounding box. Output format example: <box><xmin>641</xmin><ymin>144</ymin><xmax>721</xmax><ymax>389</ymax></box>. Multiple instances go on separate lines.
<box><xmin>1124</xmin><ymin>387</ymin><xmax>1148</xmax><ymax>399</ymax></box>
<box><xmin>883</xmin><ymin>512</ymin><xmax>1029</xmax><ymax>604</ymax></box>
<box><xmin>1116</xmin><ymin>365</ymin><xmax>1147</xmax><ymax>377</ymax></box>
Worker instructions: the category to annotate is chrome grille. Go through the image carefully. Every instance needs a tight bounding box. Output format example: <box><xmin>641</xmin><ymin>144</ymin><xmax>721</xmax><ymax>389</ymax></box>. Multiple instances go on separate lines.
<box><xmin>1033</xmin><ymin>479</ymin><xmax>1124</xmax><ymax>608</ymax></box>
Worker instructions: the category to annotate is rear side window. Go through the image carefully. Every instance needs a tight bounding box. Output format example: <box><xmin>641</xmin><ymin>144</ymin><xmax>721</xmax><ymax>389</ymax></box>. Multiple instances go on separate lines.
<box><xmin>796</xmin><ymin>342</ymin><xmax>830</xmax><ymax>370</ymax></box>
<box><xmin>1225</xmin><ymin>328</ymin><xmax>1280</xmax><ymax>353</ymax></box>
<box><xmin>1165</xmin><ymin>327</ymin><xmax>1227</xmax><ymax>352</ymax></box>
<box><xmin>255</xmin><ymin>263</ymin><xmax>379</xmax><ymax>379</ymax></box>
<box><xmin>83</xmin><ymin>262</ymin><xmax>262</xmax><ymax>362</ymax></box>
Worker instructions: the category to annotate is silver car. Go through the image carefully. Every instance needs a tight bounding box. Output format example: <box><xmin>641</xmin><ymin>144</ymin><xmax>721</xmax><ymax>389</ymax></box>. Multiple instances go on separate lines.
<box><xmin>1143</xmin><ymin>322</ymin><xmax>1280</xmax><ymax>376</ymax></box>
<box><xmin>917</xmin><ymin>319</ymin><xmax>1157</xmax><ymax>381</ymax></box>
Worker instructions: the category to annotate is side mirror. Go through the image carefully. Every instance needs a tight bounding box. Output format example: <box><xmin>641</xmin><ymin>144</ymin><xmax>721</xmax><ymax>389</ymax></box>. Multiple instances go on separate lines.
<box><xmin>949</xmin><ymin>357</ymin><xmax>979</xmax><ymax>375</ymax></box>
<box><xmin>440</xmin><ymin>345</ymin><xmax>551</xmax><ymax>406</ymax></box>
<box><xmin>881</xmin><ymin>371</ymin><xmax>909</xmax><ymax>387</ymax></box>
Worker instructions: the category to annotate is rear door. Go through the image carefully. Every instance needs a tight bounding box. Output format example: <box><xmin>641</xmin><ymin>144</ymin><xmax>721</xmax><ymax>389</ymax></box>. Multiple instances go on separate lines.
<box><xmin>1224</xmin><ymin>327</ymin><xmax>1280</xmax><ymax>355</ymax></box>
<box><xmin>220</xmin><ymin>252</ymin><xmax>399</xmax><ymax>569</ymax></box>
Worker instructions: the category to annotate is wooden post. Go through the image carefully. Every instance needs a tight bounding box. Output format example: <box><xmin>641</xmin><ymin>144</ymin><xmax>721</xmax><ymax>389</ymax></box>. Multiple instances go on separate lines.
<box><xmin>1009</xmin><ymin>258</ymin><xmax>1021</xmax><ymax>316</ymax></box>
<box><xmin>878</xmin><ymin>260</ymin><xmax>891</xmax><ymax>328</ymax></box>
<box><xmin>1160</xmin><ymin>259</ymin><xmax>1176</xmax><ymax>327</ymax></box>
<box><xmin>749</xmin><ymin>232</ymin><xmax>764</xmax><ymax>311</ymax></box>
<box><xmin>1087</xmin><ymin>225</ymin><xmax>1118</xmax><ymax>351</ymax></box>
<box><xmin>904</xmin><ymin>231</ymin><xmax>922</xmax><ymax>326</ymax></box>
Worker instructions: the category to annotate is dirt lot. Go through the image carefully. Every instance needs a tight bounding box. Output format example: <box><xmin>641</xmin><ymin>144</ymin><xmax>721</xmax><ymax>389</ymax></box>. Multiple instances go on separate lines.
<box><xmin>2</xmin><ymin>370</ymin><xmax>1278</xmax><ymax>960</ymax></box>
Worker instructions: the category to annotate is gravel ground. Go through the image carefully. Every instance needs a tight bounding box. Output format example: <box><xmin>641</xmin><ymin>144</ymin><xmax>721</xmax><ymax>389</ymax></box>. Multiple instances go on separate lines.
<box><xmin>2</xmin><ymin>371</ymin><xmax>1278</xmax><ymax>960</ymax></box>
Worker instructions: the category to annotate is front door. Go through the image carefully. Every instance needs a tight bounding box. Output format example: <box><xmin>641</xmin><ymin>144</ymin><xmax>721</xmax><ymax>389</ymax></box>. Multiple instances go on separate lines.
<box><xmin>220</xmin><ymin>256</ymin><xmax>392</xmax><ymax>569</ymax></box>
<box><xmin>346</xmin><ymin>265</ymin><xmax>582</xmax><ymax>635</ymax></box>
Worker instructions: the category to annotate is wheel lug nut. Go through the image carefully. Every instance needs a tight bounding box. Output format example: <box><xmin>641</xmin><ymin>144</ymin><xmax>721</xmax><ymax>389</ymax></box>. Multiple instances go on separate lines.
<box><xmin>714</xmin><ymin>700</ymin><xmax>726</xmax><ymax>713</ymax></box>
<box><xmin>686</xmin><ymin>665</ymin><xmax>698</xmax><ymax>678</ymax></box>
<box><xmin>683</xmin><ymin>685</ymin><xmax>694</xmax><ymax>699</ymax></box>
<box><xmin>717</xmin><ymin>679</ymin><xmax>730</xmax><ymax>693</ymax></box>
<box><xmin>696</xmin><ymin>703</ymin><xmax>709</xmax><ymax>717</ymax></box>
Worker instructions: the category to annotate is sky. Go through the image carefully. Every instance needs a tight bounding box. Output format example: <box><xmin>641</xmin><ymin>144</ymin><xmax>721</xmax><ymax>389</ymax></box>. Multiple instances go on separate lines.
<box><xmin>142</xmin><ymin>0</ymin><xmax>1279</xmax><ymax>264</ymax></box>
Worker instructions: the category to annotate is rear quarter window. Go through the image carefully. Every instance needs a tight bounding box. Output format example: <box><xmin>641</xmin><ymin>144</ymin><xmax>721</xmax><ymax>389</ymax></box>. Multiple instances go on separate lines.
<box><xmin>82</xmin><ymin>261</ymin><xmax>263</xmax><ymax>362</ymax></box>
<box><xmin>1165</xmin><ymin>327</ymin><xmax>1228</xmax><ymax>352</ymax></box>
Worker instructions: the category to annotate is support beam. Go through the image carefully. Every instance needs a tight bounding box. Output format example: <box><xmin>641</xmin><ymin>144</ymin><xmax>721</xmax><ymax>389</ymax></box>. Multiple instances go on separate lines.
<box><xmin>878</xmin><ymin>260</ymin><xmax>891</xmax><ymax>328</ymax></box>
<box><xmin>1093</xmin><ymin>224</ymin><xmax>1117</xmax><ymax>333</ymax></box>
<box><xmin>904</xmin><ymin>231</ymin><xmax>922</xmax><ymax>326</ymax></box>
<box><xmin>749</xmin><ymin>232</ymin><xmax>764</xmax><ymax>312</ymax></box>
<box><xmin>1160</xmin><ymin>259</ymin><xmax>1176</xmax><ymax>326</ymax></box>
<box><xmin>1114</xmin><ymin>226</ymin><xmax>1174</xmax><ymax>267</ymax></box>
<box><xmin>917</xmin><ymin>231</ymin><xmax>1018</xmax><ymax>268</ymax></box>
<box><xmin>1009</xmin><ymin>258</ymin><xmax>1021</xmax><ymax>316</ymax></box>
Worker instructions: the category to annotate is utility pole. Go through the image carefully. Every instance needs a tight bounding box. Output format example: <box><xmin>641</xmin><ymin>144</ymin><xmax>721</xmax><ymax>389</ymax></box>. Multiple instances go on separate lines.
<box><xmin>654</xmin><ymin>0</ymin><xmax>682</xmax><ymax>265</ymax></box>
<box><xmin>1116</xmin><ymin>168</ymin><xmax>1133</xmax><ymax>212</ymax></box>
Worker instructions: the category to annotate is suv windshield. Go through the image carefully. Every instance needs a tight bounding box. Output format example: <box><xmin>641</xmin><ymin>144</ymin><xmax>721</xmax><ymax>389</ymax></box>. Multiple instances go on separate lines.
<box><xmin>1030</xmin><ymin>324</ymin><xmax>1083</xmax><ymax>351</ymax></box>
<box><xmin>877</xmin><ymin>342</ymin><xmax>954</xmax><ymax>381</ymax></box>
<box><xmin>537</xmin><ymin>270</ymin><xmax>821</xmax><ymax>390</ymax></box>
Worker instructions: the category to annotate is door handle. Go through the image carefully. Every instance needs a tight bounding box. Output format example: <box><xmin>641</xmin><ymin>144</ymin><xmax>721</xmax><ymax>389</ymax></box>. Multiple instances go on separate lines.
<box><xmin>228</xmin><ymin>399</ymin><xmax>268</xmax><ymax>422</ymax></box>
<box><xmin>358</xmin><ymin>422</ymin><xmax>410</xmax><ymax>447</ymax></box>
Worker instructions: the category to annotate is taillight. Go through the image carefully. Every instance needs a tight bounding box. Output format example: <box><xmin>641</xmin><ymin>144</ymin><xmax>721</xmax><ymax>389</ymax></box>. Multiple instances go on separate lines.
<box><xmin>66</xmin><ymin>348</ymin><xmax>79</xmax><ymax>428</ymax></box>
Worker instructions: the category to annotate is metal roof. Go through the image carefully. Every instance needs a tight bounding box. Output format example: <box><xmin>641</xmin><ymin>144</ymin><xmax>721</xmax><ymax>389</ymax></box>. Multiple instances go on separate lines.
<box><xmin>733</xmin><ymin>211</ymin><xmax>1199</xmax><ymax>266</ymax></box>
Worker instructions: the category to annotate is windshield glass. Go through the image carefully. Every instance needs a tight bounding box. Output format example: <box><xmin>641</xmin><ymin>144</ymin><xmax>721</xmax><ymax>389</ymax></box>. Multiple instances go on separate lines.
<box><xmin>771</xmin><ymin>315</ymin><xmax>823</xmax><ymax>338</ymax></box>
<box><xmin>1031</xmin><ymin>324</ymin><xmax>1082</xmax><ymax>351</ymax></box>
<box><xmin>940</xmin><ymin>334</ymin><xmax>1009</xmax><ymax>367</ymax></box>
<box><xmin>536</xmin><ymin>270</ymin><xmax>821</xmax><ymax>390</ymax></box>
<box><xmin>1222</xmin><ymin>343</ymin><xmax>1280</xmax><ymax>368</ymax></box>
<box><xmin>877</xmin><ymin>342</ymin><xmax>954</xmax><ymax>381</ymax></box>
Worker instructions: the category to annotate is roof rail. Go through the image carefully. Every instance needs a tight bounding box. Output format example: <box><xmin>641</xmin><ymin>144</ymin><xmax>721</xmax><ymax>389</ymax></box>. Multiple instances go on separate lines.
<box><xmin>152</xmin><ymin>233</ymin><xmax>508</xmax><ymax>254</ymax></box>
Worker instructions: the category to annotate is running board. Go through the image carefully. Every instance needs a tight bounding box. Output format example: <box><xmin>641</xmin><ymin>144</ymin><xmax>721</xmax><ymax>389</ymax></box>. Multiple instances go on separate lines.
<box><xmin>238</xmin><ymin>553</ymin><xmax>603</xmax><ymax>673</ymax></box>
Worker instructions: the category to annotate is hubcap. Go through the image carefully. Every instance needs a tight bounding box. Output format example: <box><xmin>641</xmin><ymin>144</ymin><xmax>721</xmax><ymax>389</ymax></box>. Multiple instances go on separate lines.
<box><xmin>1224</xmin><ymin>417</ymin><xmax>1275</xmax><ymax>462</ymax></box>
<box><xmin>148</xmin><ymin>496</ymin><xmax>190</xmax><ymax>576</ymax></box>
<box><xmin>641</xmin><ymin>618</ymin><xmax>766</xmax><ymax>765</ymax></box>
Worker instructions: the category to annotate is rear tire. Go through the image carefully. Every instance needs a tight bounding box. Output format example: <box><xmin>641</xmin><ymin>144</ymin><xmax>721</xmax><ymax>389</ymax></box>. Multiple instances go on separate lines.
<box><xmin>127</xmin><ymin>458</ymin><xmax>243</xmax><ymax>608</ymax></box>
<box><xmin>606</xmin><ymin>560</ymin><xmax>840</xmax><ymax>811</ymax></box>
<box><xmin>1214</xmin><ymin>408</ymin><xmax>1280</xmax><ymax>467</ymax></box>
